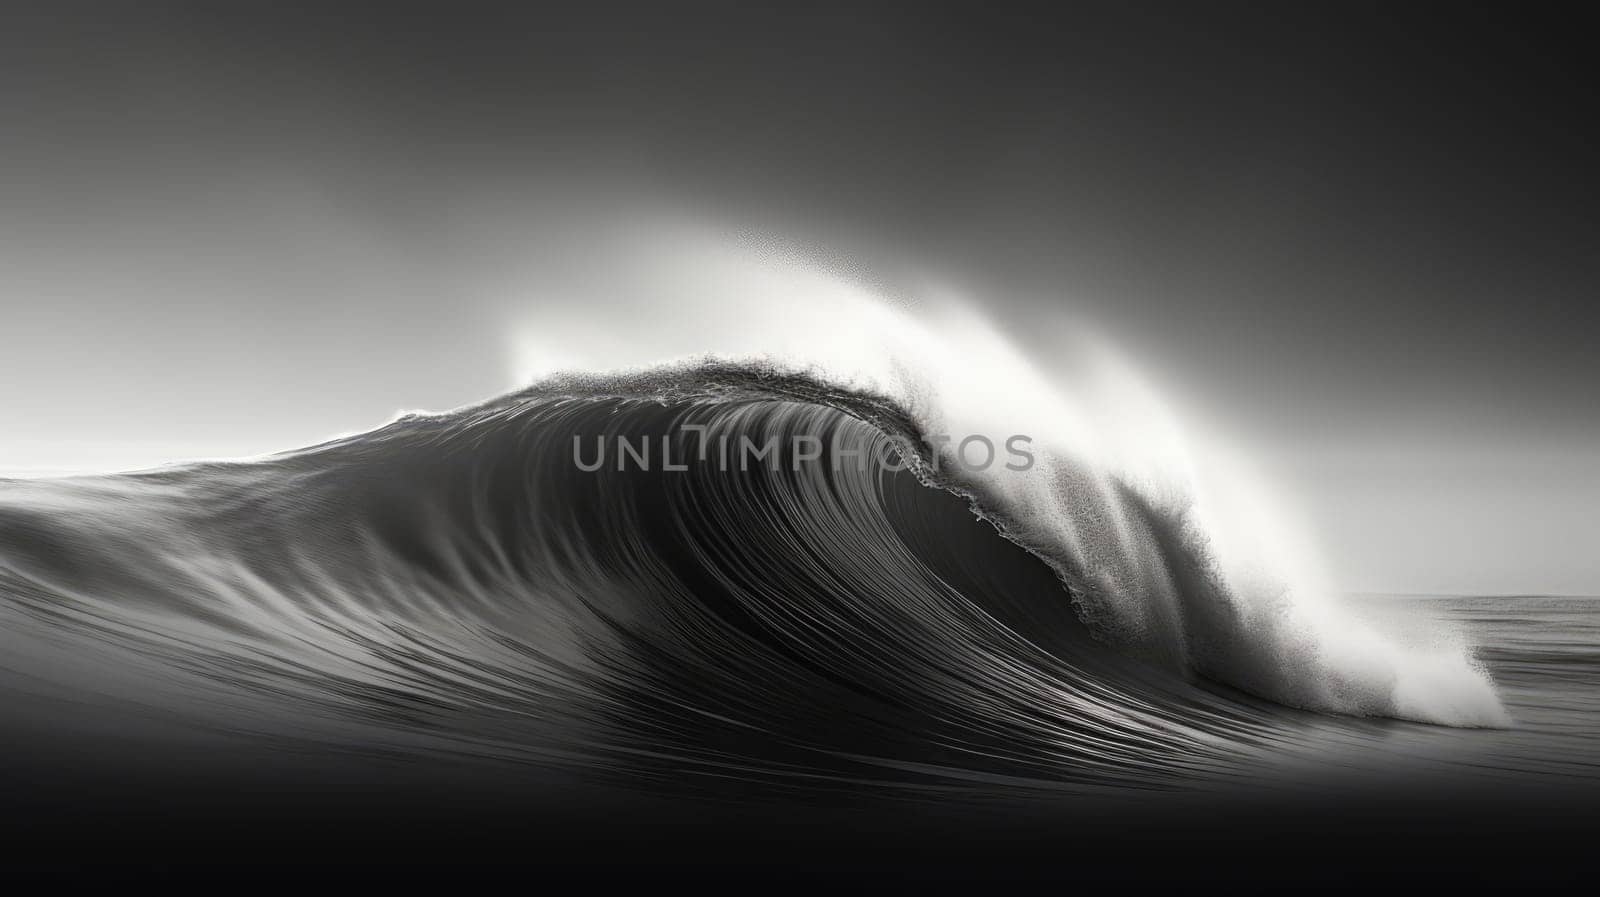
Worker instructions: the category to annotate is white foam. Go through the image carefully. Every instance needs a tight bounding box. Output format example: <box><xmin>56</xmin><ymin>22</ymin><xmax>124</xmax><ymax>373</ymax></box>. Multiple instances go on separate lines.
<box><xmin>501</xmin><ymin>213</ymin><xmax>1510</xmax><ymax>728</ymax></box>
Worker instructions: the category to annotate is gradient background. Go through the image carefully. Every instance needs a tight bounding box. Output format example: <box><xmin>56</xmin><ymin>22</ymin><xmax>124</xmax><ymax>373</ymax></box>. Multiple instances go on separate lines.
<box><xmin>1</xmin><ymin>4</ymin><xmax>1594</xmax><ymax>595</ymax></box>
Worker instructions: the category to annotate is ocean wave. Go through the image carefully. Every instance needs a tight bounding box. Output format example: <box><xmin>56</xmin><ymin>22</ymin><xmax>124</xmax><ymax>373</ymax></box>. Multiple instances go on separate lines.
<box><xmin>0</xmin><ymin>362</ymin><xmax>1506</xmax><ymax>800</ymax></box>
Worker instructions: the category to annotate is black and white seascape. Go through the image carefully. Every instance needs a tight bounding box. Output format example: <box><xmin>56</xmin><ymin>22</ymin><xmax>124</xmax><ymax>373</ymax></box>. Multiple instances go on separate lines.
<box><xmin>3</xmin><ymin>5</ymin><xmax>1597</xmax><ymax>885</ymax></box>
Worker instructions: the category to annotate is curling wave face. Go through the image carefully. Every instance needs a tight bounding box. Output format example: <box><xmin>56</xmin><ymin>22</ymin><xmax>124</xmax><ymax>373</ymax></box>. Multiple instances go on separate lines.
<box><xmin>0</xmin><ymin>364</ymin><xmax>1505</xmax><ymax>800</ymax></box>
<box><xmin>0</xmin><ymin>222</ymin><xmax>1511</xmax><ymax>801</ymax></box>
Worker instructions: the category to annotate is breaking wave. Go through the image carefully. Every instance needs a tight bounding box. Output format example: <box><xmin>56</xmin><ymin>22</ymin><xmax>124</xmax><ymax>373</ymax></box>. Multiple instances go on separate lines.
<box><xmin>0</xmin><ymin>225</ymin><xmax>1507</xmax><ymax>799</ymax></box>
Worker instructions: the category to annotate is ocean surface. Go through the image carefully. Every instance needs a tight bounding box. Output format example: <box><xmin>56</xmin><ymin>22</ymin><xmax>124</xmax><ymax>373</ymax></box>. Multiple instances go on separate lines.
<box><xmin>0</xmin><ymin>368</ymin><xmax>1595</xmax><ymax>879</ymax></box>
<box><xmin>1338</xmin><ymin>594</ymin><xmax>1600</xmax><ymax>785</ymax></box>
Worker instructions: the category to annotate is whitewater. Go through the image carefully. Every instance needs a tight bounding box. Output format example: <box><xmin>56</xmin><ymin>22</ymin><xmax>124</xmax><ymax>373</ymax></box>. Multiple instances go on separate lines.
<box><xmin>499</xmin><ymin>223</ymin><xmax>1507</xmax><ymax>728</ymax></box>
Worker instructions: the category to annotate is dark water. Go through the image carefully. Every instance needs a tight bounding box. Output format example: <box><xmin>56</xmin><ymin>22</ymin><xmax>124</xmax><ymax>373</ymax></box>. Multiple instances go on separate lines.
<box><xmin>0</xmin><ymin>370</ymin><xmax>1595</xmax><ymax>881</ymax></box>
